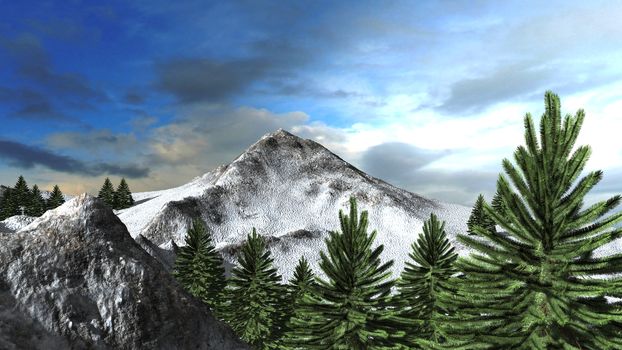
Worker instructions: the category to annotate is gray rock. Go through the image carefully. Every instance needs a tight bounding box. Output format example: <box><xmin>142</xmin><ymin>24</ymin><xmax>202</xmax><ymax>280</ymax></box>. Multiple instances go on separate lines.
<box><xmin>0</xmin><ymin>194</ymin><xmax>248</xmax><ymax>350</ymax></box>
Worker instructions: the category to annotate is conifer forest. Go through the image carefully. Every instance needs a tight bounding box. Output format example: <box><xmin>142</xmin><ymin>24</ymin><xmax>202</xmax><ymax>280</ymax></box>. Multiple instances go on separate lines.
<box><xmin>172</xmin><ymin>91</ymin><xmax>622</xmax><ymax>349</ymax></box>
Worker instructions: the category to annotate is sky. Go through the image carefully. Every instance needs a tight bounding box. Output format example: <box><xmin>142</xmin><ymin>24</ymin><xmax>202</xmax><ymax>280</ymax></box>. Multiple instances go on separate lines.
<box><xmin>1</xmin><ymin>0</ymin><xmax>621</xmax><ymax>207</ymax></box>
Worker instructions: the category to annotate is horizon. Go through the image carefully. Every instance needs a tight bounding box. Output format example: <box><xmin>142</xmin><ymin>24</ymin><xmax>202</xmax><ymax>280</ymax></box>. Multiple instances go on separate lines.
<box><xmin>1</xmin><ymin>1</ymin><xmax>621</xmax><ymax>207</ymax></box>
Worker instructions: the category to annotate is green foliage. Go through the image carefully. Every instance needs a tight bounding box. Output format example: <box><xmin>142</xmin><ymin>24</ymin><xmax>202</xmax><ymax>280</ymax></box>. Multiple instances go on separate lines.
<box><xmin>466</xmin><ymin>194</ymin><xmax>496</xmax><ymax>235</ymax></box>
<box><xmin>98</xmin><ymin>178</ymin><xmax>116</xmax><ymax>208</ymax></box>
<box><xmin>114</xmin><ymin>178</ymin><xmax>134</xmax><ymax>209</ymax></box>
<box><xmin>396</xmin><ymin>213</ymin><xmax>458</xmax><ymax>348</ymax></box>
<box><xmin>12</xmin><ymin>175</ymin><xmax>31</xmax><ymax>216</ymax></box>
<box><xmin>490</xmin><ymin>188</ymin><xmax>507</xmax><ymax>221</ymax></box>
<box><xmin>173</xmin><ymin>218</ymin><xmax>226</xmax><ymax>316</ymax></box>
<box><xmin>443</xmin><ymin>91</ymin><xmax>622</xmax><ymax>349</ymax></box>
<box><xmin>224</xmin><ymin>228</ymin><xmax>286</xmax><ymax>349</ymax></box>
<box><xmin>46</xmin><ymin>185</ymin><xmax>65</xmax><ymax>210</ymax></box>
<box><xmin>280</xmin><ymin>257</ymin><xmax>318</xmax><ymax>349</ymax></box>
<box><xmin>0</xmin><ymin>187</ymin><xmax>16</xmax><ymax>220</ymax></box>
<box><xmin>296</xmin><ymin>196</ymin><xmax>403</xmax><ymax>349</ymax></box>
<box><xmin>27</xmin><ymin>185</ymin><xmax>46</xmax><ymax>217</ymax></box>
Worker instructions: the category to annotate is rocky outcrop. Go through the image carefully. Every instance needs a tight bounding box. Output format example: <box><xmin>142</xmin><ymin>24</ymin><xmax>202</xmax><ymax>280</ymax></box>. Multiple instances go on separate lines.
<box><xmin>0</xmin><ymin>194</ymin><xmax>248</xmax><ymax>350</ymax></box>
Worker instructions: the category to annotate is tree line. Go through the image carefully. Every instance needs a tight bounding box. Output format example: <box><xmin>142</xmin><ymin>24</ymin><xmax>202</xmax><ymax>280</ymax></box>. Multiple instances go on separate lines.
<box><xmin>0</xmin><ymin>176</ymin><xmax>136</xmax><ymax>220</ymax></box>
<box><xmin>0</xmin><ymin>176</ymin><xmax>65</xmax><ymax>220</ymax></box>
<box><xmin>173</xmin><ymin>91</ymin><xmax>622</xmax><ymax>349</ymax></box>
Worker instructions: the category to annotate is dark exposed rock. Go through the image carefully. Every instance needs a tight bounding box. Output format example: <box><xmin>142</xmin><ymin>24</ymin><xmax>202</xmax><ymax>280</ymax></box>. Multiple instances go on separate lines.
<box><xmin>0</xmin><ymin>194</ymin><xmax>248</xmax><ymax>350</ymax></box>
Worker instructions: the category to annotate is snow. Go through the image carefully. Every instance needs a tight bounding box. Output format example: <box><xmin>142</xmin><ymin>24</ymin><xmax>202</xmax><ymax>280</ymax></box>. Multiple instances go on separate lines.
<box><xmin>0</xmin><ymin>215</ymin><xmax>36</xmax><ymax>232</ymax></box>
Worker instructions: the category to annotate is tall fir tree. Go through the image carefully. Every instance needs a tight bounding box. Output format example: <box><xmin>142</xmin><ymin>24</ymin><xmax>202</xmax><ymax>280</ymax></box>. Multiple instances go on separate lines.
<box><xmin>491</xmin><ymin>188</ymin><xmax>508</xmax><ymax>221</ymax></box>
<box><xmin>466</xmin><ymin>194</ymin><xmax>496</xmax><ymax>235</ymax></box>
<box><xmin>173</xmin><ymin>218</ymin><xmax>226</xmax><ymax>316</ymax></box>
<box><xmin>280</xmin><ymin>256</ymin><xmax>318</xmax><ymax>349</ymax></box>
<box><xmin>98</xmin><ymin>178</ymin><xmax>116</xmax><ymax>208</ymax></box>
<box><xmin>440</xmin><ymin>91</ymin><xmax>622</xmax><ymax>349</ymax></box>
<box><xmin>0</xmin><ymin>187</ymin><xmax>15</xmax><ymax>220</ymax></box>
<box><xmin>114</xmin><ymin>178</ymin><xmax>134</xmax><ymax>209</ymax></box>
<box><xmin>27</xmin><ymin>184</ymin><xmax>46</xmax><ymax>217</ymax></box>
<box><xmin>296</xmin><ymin>196</ymin><xmax>403</xmax><ymax>349</ymax></box>
<box><xmin>12</xmin><ymin>175</ymin><xmax>31</xmax><ymax>216</ymax></box>
<box><xmin>46</xmin><ymin>185</ymin><xmax>65</xmax><ymax>210</ymax></box>
<box><xmin>224</xmin><ymin>228</ymin><xmax>286</xmax><ymax>349</ymax></box>
<box><xmin>395</xmin><ymin>213</ymin><xmax>458</xmax><ymax>348</ymax></box>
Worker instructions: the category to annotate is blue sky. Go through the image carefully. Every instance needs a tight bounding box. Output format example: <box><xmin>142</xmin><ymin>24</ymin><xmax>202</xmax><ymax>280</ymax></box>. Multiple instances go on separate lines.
<box><xmin>1</xmin><ymin>0</ymin><xmax>621</xmax><ymax>206</ymax></box>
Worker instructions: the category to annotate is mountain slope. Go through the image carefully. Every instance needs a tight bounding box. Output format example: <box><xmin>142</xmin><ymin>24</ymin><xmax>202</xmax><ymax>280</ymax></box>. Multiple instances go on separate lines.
<box><xmin>0</xmin><ymin>194</ymin><xmax>248</xmax><ymax>349</ymax></box>
<box><xmin>118</xmin><ymin>129</ymin><xmax>472</xmax><ymax>280</ymax></box>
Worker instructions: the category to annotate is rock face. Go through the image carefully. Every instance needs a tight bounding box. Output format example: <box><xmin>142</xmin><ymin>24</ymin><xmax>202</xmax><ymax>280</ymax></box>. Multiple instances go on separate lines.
<box><xmin>0</xmin><ymin>194</ymin><xmax>248</xmax><ymax>350</ymax></box>
<box><xmin>118</xmin><ymin>129</ymin><xmax>473</xmax><ymax>280</ymax></box>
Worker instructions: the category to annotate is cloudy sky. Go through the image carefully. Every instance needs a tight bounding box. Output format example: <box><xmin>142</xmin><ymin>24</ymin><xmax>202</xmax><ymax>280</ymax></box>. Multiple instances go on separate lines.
<box><xmin>1</xmin><ymin>0</ymin><xmax>621</xmax><ymax>206</ymax></box>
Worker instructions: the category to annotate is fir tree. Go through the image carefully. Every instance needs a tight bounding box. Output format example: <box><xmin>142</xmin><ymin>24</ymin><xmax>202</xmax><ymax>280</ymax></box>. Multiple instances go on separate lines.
<box><xmin>114</xmin><ymin>178</ymin><xmax>134</xmax><ymax>209</ymax></box>
<box><xmin>27</xmin><ymin>184</ymin><xmax>46</xmax><ymax>217</ymax></box>
<box><xmin>98</xmin><ymin>178</ymin><xmax>116</xmax><ymax>208</ymax></box>
<box><xmin>298</xmin><ymin>196</ymin><xmax>403</xmax><ymax>349</ymax></box>
<box><xmin>173</xmin><ymin>218</ymin><xmax>226</xmax><ymax>315</ymax></box>
<box><xmin>280</xmin><ymin>256</ymin><xmax>318</xmax><ymax>349</ymax></box>
<box><xmin>491</xmin><ymin>188</ymin><xmax>508</xmax><ymax>221</ymax></box>
<box><xmin>46</xmin><ymin>185</ymin><xmax>65</xmax><ymax>210</ymax></box>
<box><xmin>0</xmin><ymin>187</ymin><xmax>15</xmax><ymax>220</ymax></box>
<box><xmin>396</xmin><ymin>213</ymin><xmax>458</xmax><ymax>348</ymax></box>
<box><xmin>466</xmin><ymin>194</ymin><xmax>496</xmax><ymax>235</ymax></box>
<box><xmin>12</xmin><ymin>175</ymin><xmax>31</xmax><ymax>216</ymax></box>
<box><xmin>442</xmin><ymin>91</ymin><xmax>622</xmax><ymax>349</ymax></box>
<box><xmin>224</xmin><ymin>228</ymin><xmax>286</xmax><ymax>349</ymax></box>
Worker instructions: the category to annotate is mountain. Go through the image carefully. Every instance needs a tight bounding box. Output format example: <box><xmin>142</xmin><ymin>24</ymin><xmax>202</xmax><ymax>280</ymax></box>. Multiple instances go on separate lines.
<box><xmin>0</xmin><ymin>194</ymin><xmax>249</xmax><ymax>349</ymax></box>
<box><xmin>118</xmin><ymin>129</ymin><xmax>473</xmax><ymax>280</ymax></box>
<box><xmin>0</xmin><ymin>215</ymin><xmax>36</xmax><ymax>233</ymax></box>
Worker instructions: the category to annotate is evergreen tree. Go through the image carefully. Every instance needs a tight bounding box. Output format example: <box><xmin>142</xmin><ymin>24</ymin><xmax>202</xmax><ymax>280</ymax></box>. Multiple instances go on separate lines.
<box><xmin>298</xmin><ymin>196</ymin><xmax>403</xmax><ymax>349</ymax></box>
<box><xmin>12</xmin><ymin>175</ymin><xmax>31</xmax><ymax>216</ymax></box>
<box><xmin>396</xmin><ymin>213</ymin><xmax>458</xmax><ymax>348</ymax></box>
<box><xmin>98</xmin><ymin>178</ymin><xmax>116</xmax><ymax>208</ymax></box>
<box><xmin>46</xmin><ymin>185</ymin><xmax>65</xmax><ymax>210</ymax></box>
<box><xmin>0</xmin><ymin>187</ymin><xmax>15</xmax><ymax>220</ymax></box>
<box><xmin>114</xmin><ymin>178</ymin><xmax>134</xmax><ymax>209</ymax></box>
<box><xmin>466</xmin><ymin>194</ymin><xmax>496</xmax><ymax>235</ymax></box>
<box><xmin>173</xmin><ymin>218</ymin><xmax>226</xmax><ymax>315</ymax></box>
<box><xmin>280</xmin><ymin>256</ymin><xmax>318</xmax><ymax>349</ymax></box>
<box><xmin>27</xmin><ymin>184</ymin><xmax>46</xmax><ymax>217</ymax></box>
<box><xmin>491</xmin><ymin>188</ymin><xmax>508</xmax><ymax>221</ymax></box>
<box><xmin>442</xmin><ymin>91</ymin><xmax>622</xmax><ymax>349</ymax></box>
<box><xmin>224</xmin><ymin>228</ymin><xmax>286</xmax><ymax>349</ymax></box>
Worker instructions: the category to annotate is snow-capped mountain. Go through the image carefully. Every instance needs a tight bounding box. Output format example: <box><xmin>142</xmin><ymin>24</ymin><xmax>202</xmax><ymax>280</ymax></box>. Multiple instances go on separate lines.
<box><xmin>118</xmin><ymin>129</ymin><xmax>473</xmax><ymax>280</ymax></box>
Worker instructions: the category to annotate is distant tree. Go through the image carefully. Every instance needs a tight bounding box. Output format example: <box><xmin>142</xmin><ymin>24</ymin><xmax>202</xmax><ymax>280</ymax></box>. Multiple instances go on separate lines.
<box><xmin>466</xmin><ymin>194</ymin><xmax>496</xmax><ymax>235</ymax></box>
<box><xmin>114</xmin><ymin>178</ymin><xmax>134</xmax><ymax>209</ymax></box>
<box><xmin>280</xmin><ymin>256</ymin><xmax>318</xmax><ymax>349</ymax></box>
<box><xmin>491</xmin><ymin>188</ymin><xmax>508</xmax><ymax>221</ymax></box>
<box><xmin>173</xmin><ymin>218</ymin><xmax>226</xmax><ymax>316</ymax></box>
<box><xmin>0</xmin><ymin>187</ymin><xmax>15</xmax><ymax>220</ymax></box>
<box><xmin>27</xmin><ymin>184</ymin><xmax>46</xmax><ymax>217</ymax></box>
<box><xmin>98</xmin><ymin>178</ymin><xmax>116</xmax><ymax>208</ymax></box>
<box><xmin>299</xmin><ymin>196</ymin><xmax>403</xmax><ymax>349</ymax></box>
<box><xmin>224</xmin><ymin>228</ymin><xmax>286</xmax><ymax>349</ymax></box>
<box><xmin>12</xmin><ymin>175</ymin><xmax>31</xmax><ymax>216</ymax></box>
<box><xmin>395</xmin><ymin>213</ymin><xmax>458</xmax><ymax>348</ymax></box>
<box><xmin>46</xmin><ymin>185</ymin><xmax>65</xmax><ymax>210</ymax></box>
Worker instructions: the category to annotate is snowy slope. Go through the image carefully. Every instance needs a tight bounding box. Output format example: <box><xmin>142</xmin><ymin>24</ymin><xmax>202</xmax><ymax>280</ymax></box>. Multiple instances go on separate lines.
<box><xmin>118</xmin><ymin>129</ymin><xmax>472</xmax><ymax>281</ymax></box>
<box><xmin>0</xmin><ymin>215</ymin><xmax>36</xmax><ymax>233</ymax></box>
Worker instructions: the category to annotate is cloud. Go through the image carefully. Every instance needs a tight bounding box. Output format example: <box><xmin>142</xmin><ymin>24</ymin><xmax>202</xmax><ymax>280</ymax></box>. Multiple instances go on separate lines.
<box><xmin>0</xmin><ymin>139</ymin><xmax>149</xmax><ymax>178</ymax></box>
<box><xmin>0</xmin><ymin>87</ymin><xmax>69</xmax><ymax>120</ymax></box>
<box><xmin>0</xmin><ymin>33</ymin><xmax>107</xmax><ymax>101</ymax></box>
<box><xmin>46</xmin><ymin>130</ymin><xmax>139</xmax><ymax>156</ymax></box>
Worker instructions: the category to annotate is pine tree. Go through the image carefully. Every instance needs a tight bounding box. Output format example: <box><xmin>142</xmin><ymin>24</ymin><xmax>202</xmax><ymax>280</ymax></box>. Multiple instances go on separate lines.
<box><xmin>0</xmin><ymin>187</ymin><xmax>15</xmax><ymax>220</ymax></box>
<box><xmin>224</xmin><ymin>228</ymin><xmax>286</xmax><ymax>349</ymax></box>
<box><xmin>466</xmin><ymin>194</ymin><xmax>496</xmax><ymax>235</ymax></box>
<box><xmin>173</xmin><ymin>218</ymin><xmax>226</xmax><ymax>316</ymax></box>
<box><xmin>491</xmin><ymin>188</ymin><xmax>508</xmax><ymax>221</ymax></box>
<box><xmin>442</xmin><ymin>91</ymin><xmax>622</xmax><ymax>349</ymax></box>
<box><xmin>298</xmin><ymin>196</ymin><xmax>403</xmax><ymax>349</ymax></box>
<box><xmin>396</xmin><ymin>213</ymin><xmax>458</xmax><ymax>348</ymax></box>
<box><xmin>98</xmin><ymin>178</ymin><xmax>116</xmax><ymax>208</ymax></box>
<box><xmin>27</xmin><ymin>184</ymin><xmax>46</xmax><ymax>217</ymax></box>
<box><xmin>280</xmin><ymin>256</ymin><xmax>318</xmax><ymax>349</ymax></box>
<box><xmin>114</xmin><ymin>178</ymin><xmax>134</xmax><ymax>209</ymax></box>
<box><xmin>46</xmin><ymin>185</ymin><xmax>65</xmax><ymax>210</ymax></box>
<box><xmin>12</xmin><ymin>175</ymin><xmax>31</xmax><ymax>216</ymax></box>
